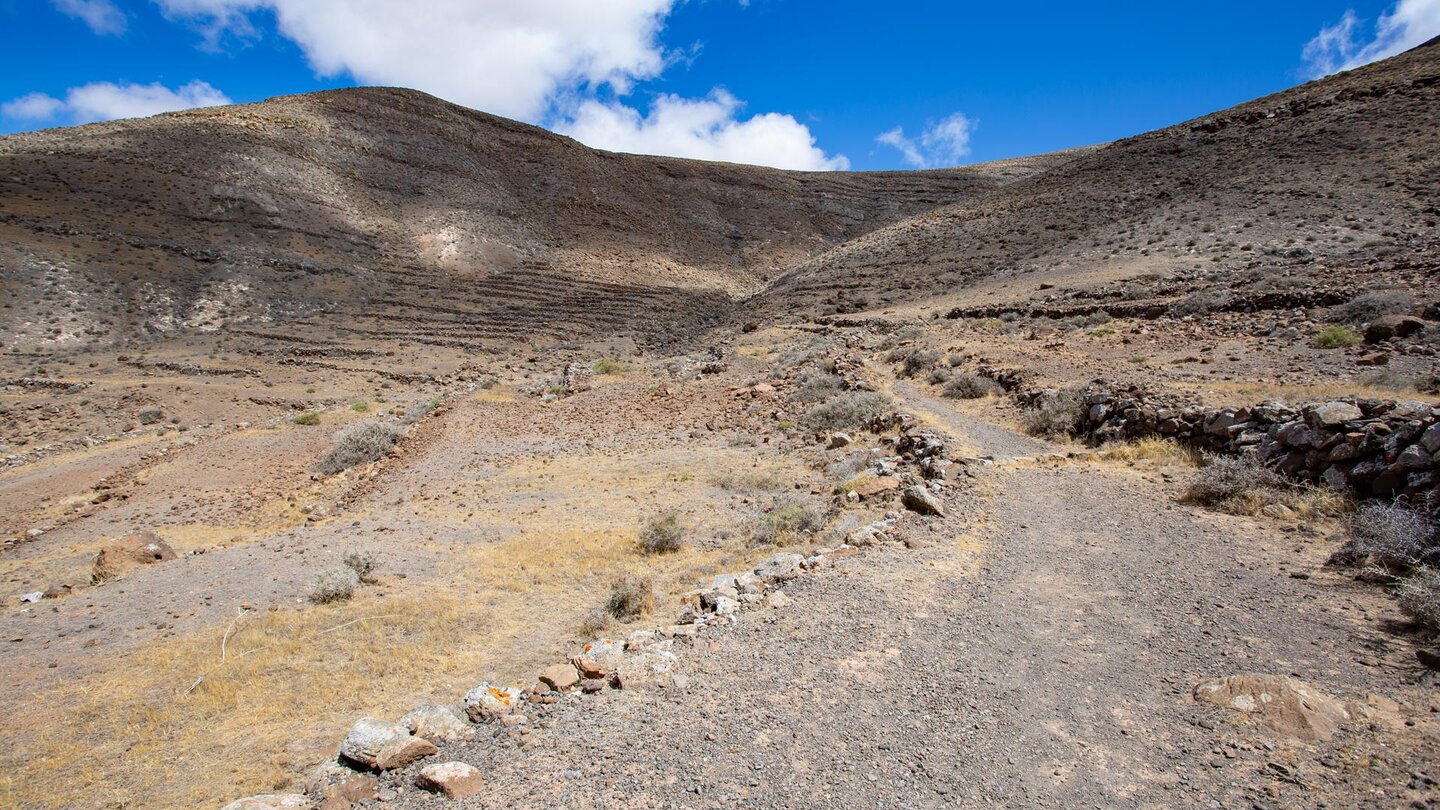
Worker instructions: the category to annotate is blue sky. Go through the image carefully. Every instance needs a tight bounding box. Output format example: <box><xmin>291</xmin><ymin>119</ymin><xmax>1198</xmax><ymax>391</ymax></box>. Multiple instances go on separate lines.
<box><xmin>1</xmin><ymin>1</ymin><xmax>1437</xmax><ymax>170</ymax></box>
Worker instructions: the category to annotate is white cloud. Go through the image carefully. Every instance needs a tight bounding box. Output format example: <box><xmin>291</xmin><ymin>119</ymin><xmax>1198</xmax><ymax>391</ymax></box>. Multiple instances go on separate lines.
<box><xmin>875</xmin><ymin>113</ymin><xmax>976</xmax><ymax>168</ymax></box>
<box><xmin>156</xmin><ymin>0</ymin><xmax>674</xmax><ymax>121</ymax></box>
<box><xmin>556</xmin><ymin>91</ymin><xmax>848</xmax><ymax>171</ymax></box>
<box><xmin>51</xmin><ymin>0</ymin><xmax>126</xmax><ymax>35</ymax></box>
<box><xmin>1</xmin><ymin>81</ymin><xmax>231</xmax><ymax>125</ymax></box>
<box><xmin>1303</xmin><ymin>0</ymin><xmax>1440</xmax><ymax>76</ymax></box>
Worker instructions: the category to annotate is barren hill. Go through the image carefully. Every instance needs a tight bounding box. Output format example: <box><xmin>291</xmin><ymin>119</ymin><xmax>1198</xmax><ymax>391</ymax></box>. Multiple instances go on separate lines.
<box><xmin>757</xmin><ymin>36</ymin><xmax>1440</xmax><ymax>320</ymax></box>
<box><xmin>0</xmin><ymin>88</ymin><xmax>1085</xmax><ymax>353</ymax></box>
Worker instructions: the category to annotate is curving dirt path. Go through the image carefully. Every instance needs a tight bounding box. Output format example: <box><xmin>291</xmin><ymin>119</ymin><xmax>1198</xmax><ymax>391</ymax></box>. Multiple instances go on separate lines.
<box><xmin>381</xmin><ymin>409</ymin><xmax>1439</xmax><ymax>810</ymax></box>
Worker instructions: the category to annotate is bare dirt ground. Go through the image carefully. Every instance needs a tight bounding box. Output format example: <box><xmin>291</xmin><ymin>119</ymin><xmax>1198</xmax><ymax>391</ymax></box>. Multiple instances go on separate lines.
<box><xmin>379</xmin><ymin>390</ymin><xmax>1440</xmax><ymax>810</ymax></box>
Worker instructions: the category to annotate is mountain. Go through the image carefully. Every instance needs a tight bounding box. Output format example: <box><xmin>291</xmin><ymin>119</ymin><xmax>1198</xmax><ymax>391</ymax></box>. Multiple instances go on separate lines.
<box><xmin>756</xmin><ymin>36</ymin><xmax>1440</xmax><ymax>320</ymax></box>
<box><xmin>0</xmin><ymin>88</ymin><xmax>1081</xmax><ymax>352</ymax></box>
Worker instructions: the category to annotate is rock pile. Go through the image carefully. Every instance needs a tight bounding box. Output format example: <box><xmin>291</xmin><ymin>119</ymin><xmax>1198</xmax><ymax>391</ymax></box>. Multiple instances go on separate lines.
<box><xmin>1021</xmin><ymin>379</ymin><xmax>1440</xmax><ymax>507</ymax></box>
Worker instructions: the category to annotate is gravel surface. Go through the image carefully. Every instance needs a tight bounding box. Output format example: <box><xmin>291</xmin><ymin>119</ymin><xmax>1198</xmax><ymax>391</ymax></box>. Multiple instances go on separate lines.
<box><xmin>376</xmin><ymin>416</ymin><xmax>1440</xmax><ymax>810</ymax></box>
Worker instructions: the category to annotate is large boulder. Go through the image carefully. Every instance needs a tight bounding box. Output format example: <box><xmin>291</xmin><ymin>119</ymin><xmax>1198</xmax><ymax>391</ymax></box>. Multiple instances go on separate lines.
<box><xmin>338</xmin><ymin>717</ymin><xmax>437</xmax><ymax>770</ymax></box>
<box><xmin>1306</xmin><ymin>401</ymin><xmax>1362</xmax><ymax>429</ymax></box>
<box><xmin>613</xmin><ymin>651</ymin><xmax>678</xmax><ymax>689</ymax></box>
<box><xmin>1193</xmin><ymin>673</ymin><xmax>1351</xmax><ymax>741</ymax></box>
<box><xmin>91</xmin><ymin>532</ymin><xmax>177</xmax><ymax>584</ymax></box>
<box><xmin>1364</xmin><ymin>314</ymin><xmax>1425</xmax><ymax>344</ymax></box>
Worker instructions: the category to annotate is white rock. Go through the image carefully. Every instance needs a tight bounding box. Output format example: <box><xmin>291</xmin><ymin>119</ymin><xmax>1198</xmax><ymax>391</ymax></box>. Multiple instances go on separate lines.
<box><xmin>338</xmin><ymin>717</ymin><xmax>437</xmax><ymax>770</ymax></box>
<box><xmin>462</xmin><ymin>683</ymin><xmax>524</xmax><ymax>722</ymax></box>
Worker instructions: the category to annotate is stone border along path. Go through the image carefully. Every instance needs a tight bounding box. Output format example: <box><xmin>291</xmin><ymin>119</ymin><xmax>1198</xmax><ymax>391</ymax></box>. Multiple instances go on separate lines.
<box><xmin>220</xmin><ymin>405</ymin><xmax>961</xmax><ymax>810</ymax></box>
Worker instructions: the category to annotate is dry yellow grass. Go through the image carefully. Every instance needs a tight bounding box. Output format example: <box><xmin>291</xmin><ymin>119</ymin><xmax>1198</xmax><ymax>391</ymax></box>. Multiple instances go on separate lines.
<box><xmin>1184</xmin><ymin>380</ymin><xmax>1439</xmax><ymax>408</ymax></box>
<box><xmin>1214</xmin><ymin>486</ymin><xmax>1352</xmax><ymax>522</ymax></box>
<box><xmin>0</xmin><ymin>445</ymin><xmax>798</xmax><ymax>809</ymax></box>
<box><xmin>1097</xmin><ymin>437</ymin><xmax>1201</xmax><ymax>466</ymax></box>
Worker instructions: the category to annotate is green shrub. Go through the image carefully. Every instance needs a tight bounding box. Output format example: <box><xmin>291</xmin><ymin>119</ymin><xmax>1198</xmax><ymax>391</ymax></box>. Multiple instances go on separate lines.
<box><xmin>349</xmin><ymin>401</ymin><xmax>369</xmax><ymax>412</ymax></box>
<box><xmin>1311</xmin><ymin>325</ymin><xmax>1360</xmax><ymax>349</ymax></box>
<box><xmin>898</xmin><ymin>348</ymin><xmax>942</xmax><ymax>378</ymax></box>
<box><xmin>292</xmin><ymin>412</ymin><xmax>321</xmax><ymax>426</ymax></box>
<box><xmin>593</xmin><ymin>357</ymin><xmax>623</xmax><ymax>375</ymax></box>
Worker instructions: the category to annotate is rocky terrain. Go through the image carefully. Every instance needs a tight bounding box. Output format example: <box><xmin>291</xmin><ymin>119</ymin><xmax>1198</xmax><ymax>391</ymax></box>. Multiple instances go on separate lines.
<box><xmin>1</xmin><ymin>32</ymin><xmax>1439</xmax><ymax>810</ymax></box>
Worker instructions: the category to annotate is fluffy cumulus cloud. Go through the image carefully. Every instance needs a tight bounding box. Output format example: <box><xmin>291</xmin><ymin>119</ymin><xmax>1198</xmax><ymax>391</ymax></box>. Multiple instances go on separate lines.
<box><xmin>150</xmin><ymin>0</ymin><xmax>843</xmax><ymax>170</ymax></box>
<box><xmin>558</xmin><ymin>91</ymin><xmax>848</xmax><ymax>171</ymax></box>
<box><xmin>1304</xmin><ymin>0</ymin><xmax>1440</xmax><ymax>76</ymax></box>
<box><xmin>875</xmin><ymin>113</ymin><xmax>976</xmax><ymax>169</ymax></box>
<box><xmin>1</xmin><ymin>81</ymin><xmax>231</xmax><ymax>125</ymax></box>
<box><xmin>51</xmin><ymin>0</ymin><xmax>127</xmax><ymax>35</ymax></box>
<box><xmin>155</xmin><ymin>0</ymin><xmax>674</xmax><ymax>121</ymax></box>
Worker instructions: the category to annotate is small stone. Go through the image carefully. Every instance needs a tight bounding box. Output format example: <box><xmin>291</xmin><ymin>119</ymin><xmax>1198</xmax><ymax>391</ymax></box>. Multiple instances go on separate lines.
<box><xmin>766</xmin><ymin>590</ymin><xmax>792</xmax><ymax>608</ymax></box>
<box><xmin>828</xmin><ymin>432</ymin><xmax>852</xmax><ymax>449</ymax></box>
<box><xmin>463</xmin><ymin>683</ymin><xmax>524</xmax><ymax>722</ymax></box>
<box><xmin>338</xmin><ymin>717</ymin><xmax>437</xmax><ymax>770</ymax></box>
<box><xmin>572</xmin><ymin>655</ymin><xmax>607</xmax><ymax>679</ymax></box>
<box><xmin>580</xmin><ymin>678</ymin><xmax>606</xmax><ymax>693</ymax></box>
<box><xmin>754</xmin><ymin>553</ymin><xmax>804</xmax><ymax>583</ymax></box>
<box><xmin>220</xmin><ymin>794</ymin><xmax>311</xmax><ymax>810</ymax></box>
<box><xmin>539</xmin><ymin>663</ymin><xmax>580</xmax><ymax>691</ymax></box>
<box><xmin>901</xmin><ymin>486</ymin><xmax>944</xmax><ymax>517</ymax></box>
<box><xmin>399</xmin><ymin>704</ymin><xmax>473</xmax><ymax>742</ymax></box>
<box><xmin>416</xmin><ymin>761</ymin><xmax>485</xmax><ymax>799</ymax></box>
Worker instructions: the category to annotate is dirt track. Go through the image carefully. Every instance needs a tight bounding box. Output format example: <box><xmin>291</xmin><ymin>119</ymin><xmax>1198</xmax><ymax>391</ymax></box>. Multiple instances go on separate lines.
<box><xmin>383</xmin><ymin>403</ymin><xmax>1440</xmax><ymax>810</ymax></box>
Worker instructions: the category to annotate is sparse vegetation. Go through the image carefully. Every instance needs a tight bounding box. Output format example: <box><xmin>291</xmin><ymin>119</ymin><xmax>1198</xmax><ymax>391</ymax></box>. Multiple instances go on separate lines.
<box><xmin>1183</xmin><ymin>453</ymin><xmax>1348</xmax><ymax>520</ymax></box>
<box><xmin>751</xmin><ymin>499</ymin><xmax>822</xmax><ymax>546</ymax></box>
<box><xmin>1311</xmin><ymin>324</ymin><xmax>1360</xmax><ymax>349</ymax></box>
<box><xmin>942</xmin><ymin>372</ymin><xmax>997</xmax><ymax>399</ymax></box>
<box><xmin>137</xmin><ymin>406</ymin><xmax>164</xmax><ymax>425</ymax></box>
<box><xmin>593</xmin><ymin>357</ymin><xmax>623</xmax><ymax>375</ymax></box>
<box><xmin>791</xmin><ymin>368</ymin><xmax>844</xmax><ymax>403</ymax></box>
<box><xmin>1168</xmin><ymin>289</ymin><xmax>1234</xmax><ymax>317</ymax></box>
<box><xmin>292</xmin><ymin>411</ymin><xmax>321</xmax><ymax>426</ymax></box>
<box><xmin>638</xmin><ymin>512</ymin><xmax>685</xmax><ymax>554</ymax></box>
<box><xmin>897</xmin><ymin>348</ymin><xmax>942</xmax><ymax>378</ymax></box>
<box><xmin>349</xmin><ymin>401</ymin><xmax>369</xmax><ymax>412</ymax></box>
<box><xmin>342</xmin><ymin>550</ymin><xmax>380</xmax><ymax>584</ymax></box>
<box><xmin>1332</xmin><ymin>500</ymin><xmax>1438</xmax><ymax>573</ymax></box>
<box><xmin>401</xmin><ymin>399</ymin><xmax>432</xmax><ymax>424</ymax></box>
<box><xmin>316</xmin><ymin>420</ymin><xmax>405</xmax><ymax>475</ymax></box>
<box><xmin>1395</xmin><ymin>567</ymin><xmax>1440</xmax><ymax>631</ymax></box>
<box><xmin>1329</xmin><ymin>289</ymin><xmax>1413</xmax><ymax>325</ymax></box>
<box><xmin>308</xmin><ymin>568</ymin><xmax>359</xmax><ymax>604</ymax></box>
<box><xmin>605</xmin><ymin>576</ymin><xmax>656</xmax><ymax>620</ymax></box>
<box><xmin>1021</xmin><ymin>390</ymin><xmax>1084</xmax><ymax>437</ymax></box>
<box><xmin>801</xmin><ymin>391</ymin><xmax>892</xmax><ymax>431</ymax></box>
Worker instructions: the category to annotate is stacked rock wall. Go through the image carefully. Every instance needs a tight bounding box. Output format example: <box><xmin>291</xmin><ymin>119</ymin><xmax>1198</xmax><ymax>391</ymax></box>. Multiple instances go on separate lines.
<box><xmin>1012</xmin><ymin>376</ymin><xmax>1440</xmax><ymax>510</ymax></box>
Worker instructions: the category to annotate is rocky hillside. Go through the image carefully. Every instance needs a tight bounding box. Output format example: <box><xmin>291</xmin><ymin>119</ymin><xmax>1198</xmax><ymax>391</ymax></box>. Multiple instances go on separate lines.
<box><xmin>0</xmin><ymin>88</ymin><xmax>1084</xmax><ymax>352</ymax></box>
<box><xmin>757</xmin><ymin>36</ymin><xmax>1440</xmax><ymax>319</ymax></box>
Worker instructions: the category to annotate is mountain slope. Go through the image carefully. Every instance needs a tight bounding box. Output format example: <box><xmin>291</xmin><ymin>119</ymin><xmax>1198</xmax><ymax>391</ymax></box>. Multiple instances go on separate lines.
<box><xmin>755</xmin><ymin>37</ymin><xmax>1440</xmax><ymax>319</ymax></box>
<box><xmin>0</xmin><ymin>88</ymin><xmax>1081</xmax><ymax>351</ymax></box>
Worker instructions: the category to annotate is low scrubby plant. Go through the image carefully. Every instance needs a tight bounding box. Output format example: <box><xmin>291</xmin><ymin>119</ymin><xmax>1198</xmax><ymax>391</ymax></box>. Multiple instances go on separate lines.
<box><xmin>1183</xmin><ymin>454</ymin><xmax>1286</xmax><ymax>505</ymax></box>
<box><xmin>1168</xmin><ymin>289</ymin><xmax>1234</xmax><ymax>317</ymax></box>
<box><xmin>593</xmin><ymin>357</ymin><xmax>623</xmax><ymax>375</ymax></box>
<box><xmin>1021</xmin><ymin>390</ymin><xmax>1084</xmax><ymax>437</ymax></box>
<box><xmin>752</xmin><ymin>499</ymin><xmax>822</xmax><ymax>546</ymax></box>
<box><xmin>1329</xmin><ymin>290</ymin><xmax>1413</xmax><ymax>325</ymax></box>
<box><xmin>791</xmin><ymin>369</ymin><xmax>845</xmax><ymax>403</ymax></box>
<box><xmin>1396</xmin><ymin>567</ymin><xmax>1440</xmax><ymax>631</ymax></box>
<box><xmin>605</xmin><ymin>576</ymin><xmax>655</xmax><ymax>620</ymax></box>
<box><xmin>1311</xmin><ymin>324</ymin><xmax>1360</xmax><ymax>349</ymax></box>
<box><xmin>1332</xmin><ymin>501</ymin><xmax>1439</xmax><ymax>573</ymax></box>
<box><xmin>349</xmin><ymin>401</ymin><xmax>369</xmax><ymax>413</ymax></box>
<box><xmin>927</xmin><ymin>367</ymin><xmax>953</xmax><ymax>385</ymax></box>
<box><xmin>137</xmin><ymin>407</ymin><xmax>164</xmax><ymax>425</ymax></box>
<box><xmin>316</xmin><ymin>420</ymin><xmax>405</xmax><ymax>475</ymax></box>
<box><xmin>638</xmin><ymin>512</ymin><xmax>684</xmax><ymax>554</ymax></box>
<box><xmin>942</xmin><ymin>373</ymin><xmax>997</xmax><ymax>400</ymax></box>
<box><xmin>342</xmin><ymin>550</ymin><xmax>380</xmax><ymax>584</ymax></box>
<box><xmin>801</xmin><ymin>391</ymin><xmax>892</xmax><ymax>431</ymax></box>
<box><xmin>309</xmin><ymin>568</ymin><xmax>359</xmax><ymax>604</ymax></box>
<box><xmin>401</xmin><ymin>399</ymin><xmax>432</xmax><ymax>424</ymax></box>
<box><xmin>292</xmin><ymin>412</ymin><xmax>321</xmax><ymax>426</ymax></box>
<box><xmin>898</xmin><ymin>348</ymin><xmax>942</xmax><ymax>378</ymax></box>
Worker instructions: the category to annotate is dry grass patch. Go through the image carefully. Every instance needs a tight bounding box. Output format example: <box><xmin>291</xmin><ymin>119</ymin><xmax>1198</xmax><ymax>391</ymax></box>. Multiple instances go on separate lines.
<box><xmin>1182</xmin><ymin>453</ymin><xmax>1350</xmax><ymax>522</ymax></box>
<box><xmin>1098</xmin><ymin>437</ymin><xmax>1201</xmax><ymax>466</ymax></box>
